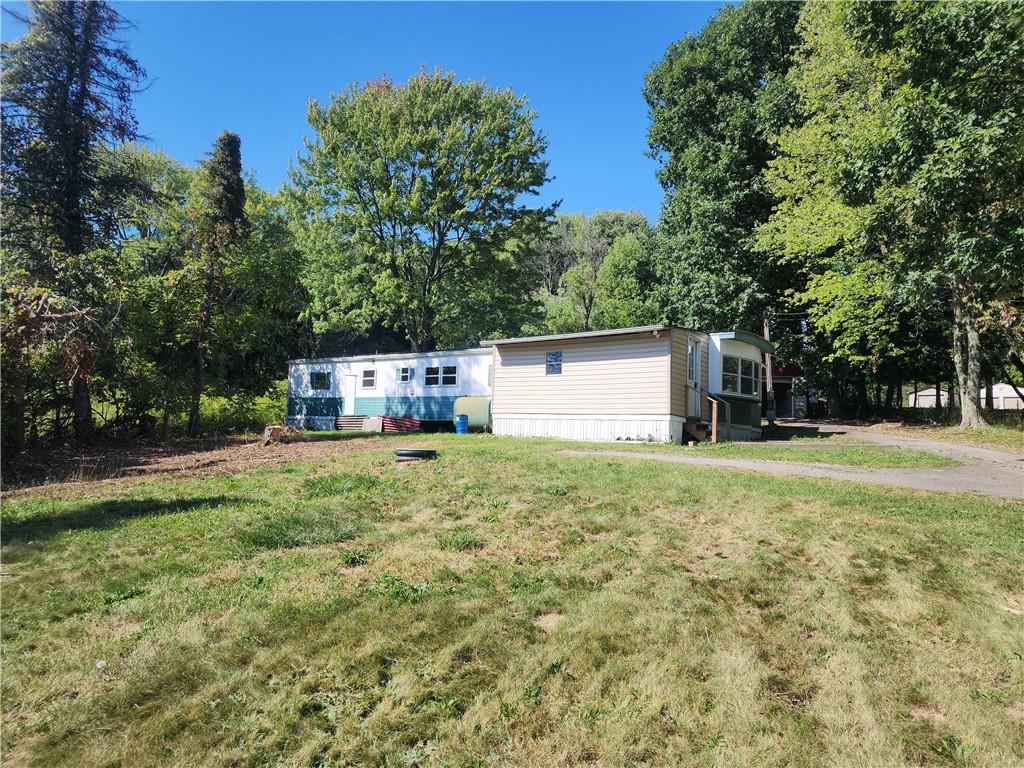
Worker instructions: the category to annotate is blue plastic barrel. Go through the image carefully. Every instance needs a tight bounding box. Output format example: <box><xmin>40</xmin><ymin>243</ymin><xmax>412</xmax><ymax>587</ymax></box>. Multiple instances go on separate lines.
<box><xmin>455</xmin><ymin>414</ymin><xmax>469</xmax><ymax>434</ymax></box>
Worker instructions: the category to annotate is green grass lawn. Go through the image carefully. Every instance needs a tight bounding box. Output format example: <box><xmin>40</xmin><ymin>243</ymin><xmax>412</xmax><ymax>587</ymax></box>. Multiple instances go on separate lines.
<box><xmin>614</xmin><ymin>440</ymin><xmax>961</xmax><ymax>468</ymax></box>
<box><xmin>2</xmin><ymin>435</ymin><xmax>1022</xmax><ymax>767</ymax></box>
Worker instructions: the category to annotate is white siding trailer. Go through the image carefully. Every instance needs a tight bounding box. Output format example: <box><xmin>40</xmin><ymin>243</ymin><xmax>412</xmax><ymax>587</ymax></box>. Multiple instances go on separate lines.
<box><xmin>482</xmin><ymin>325</ymin><xmax>717</xmax><ymax>443</ymax></box>
<box><xmin>287</xmin><ymin>348</ymin><xmax>492</xmax><ymax>430</ymax></box>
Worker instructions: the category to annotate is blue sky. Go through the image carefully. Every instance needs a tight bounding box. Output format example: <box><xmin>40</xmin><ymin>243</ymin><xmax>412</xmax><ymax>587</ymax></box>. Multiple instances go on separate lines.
<box><xmin>2</xmin><ymin>2</ymin><xmax>723</xmax><ymax>223</ymax></box>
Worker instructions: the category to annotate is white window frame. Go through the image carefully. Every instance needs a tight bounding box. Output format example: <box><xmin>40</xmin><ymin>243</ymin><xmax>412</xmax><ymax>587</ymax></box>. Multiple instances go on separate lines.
<box><xmin>441</xmin><ymin>365</ymin><xmax>457</xmax><ymax>386</ymax></box>
<box><xmin>546</xmin><ymin>351</ymin><xmax>563</xmax><ymax>375</ymax></box>
<box><xmin>399</xmin><ymin>367</ymin><xmax>412</xmax><ymax>383</ymax></box>
<box><xmin>310</xmin><ymin>371</ymin><xmax>331</xmax><ymax>391</ymax></box>
<box><xmin>721</xmin><ymin>355</ymin><xmax>761</xmax><ymax>399</ymax></box>
<box><xmin>361</xmin><ymin>369</ymin><xmax>376</xmax><ymax>389</ymax></box>
<box><xmin>425</xmin><ymin>366</ymin><xmax>440</xmax><ymax>387</ymax></box>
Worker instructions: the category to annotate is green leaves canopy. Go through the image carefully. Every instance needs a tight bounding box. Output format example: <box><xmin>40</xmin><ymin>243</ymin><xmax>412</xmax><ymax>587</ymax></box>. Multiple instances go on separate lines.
<box><xmin>289</xmin><ymin>69</ymin><xmax>553</xmax><ymax>351</ymax></box>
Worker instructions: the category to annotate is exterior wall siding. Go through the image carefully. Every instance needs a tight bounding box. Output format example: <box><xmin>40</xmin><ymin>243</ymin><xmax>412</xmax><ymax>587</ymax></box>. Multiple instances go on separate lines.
<box><xmin>491</xmin><ymin>333</ymin><xmax>671</xmax><ymax>417</ymax></box>
<box><xmin>353</xmin><ymin>396</ymin><xmax>460</xmax><ymax>421</ymax></box>
<box><xmin>668</xmin><ymin>328</ymin><xmax>711</xmax><ymax>421</ymax></box>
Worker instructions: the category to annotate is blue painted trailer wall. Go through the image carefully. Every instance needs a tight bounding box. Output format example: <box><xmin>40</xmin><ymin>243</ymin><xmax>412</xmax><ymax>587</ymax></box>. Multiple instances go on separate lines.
<box><xmin>287</xmin><ymin>397</ymin><xmax>344</xmax><ymax>418</ymax></box>
<box><xmin>353</xmin><ymin>396</ymin><xmax>459</xmax><ymax>421</ymax></box>
<box><xmin>285</xmin><ymin>395</ymin><xmax>460</xmax><ymax>423</ymax></box>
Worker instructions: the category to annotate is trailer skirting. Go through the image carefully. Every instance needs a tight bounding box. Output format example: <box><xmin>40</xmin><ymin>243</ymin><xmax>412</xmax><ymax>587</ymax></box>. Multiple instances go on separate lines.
<box><xmin>492</xmin><ymin>413</ymin><xmax>687</xmax><ymax>444</ymax></box>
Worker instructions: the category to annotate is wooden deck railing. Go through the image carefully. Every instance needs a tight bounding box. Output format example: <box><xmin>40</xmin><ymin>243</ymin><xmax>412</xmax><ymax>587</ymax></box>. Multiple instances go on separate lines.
<box><xmin>706</xmin><ymin>394</ymin><xmax>732</xmax><ymax>443</ymax></box>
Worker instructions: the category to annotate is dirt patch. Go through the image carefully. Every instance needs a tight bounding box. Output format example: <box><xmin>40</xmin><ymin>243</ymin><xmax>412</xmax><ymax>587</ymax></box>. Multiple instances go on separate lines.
<box><xmin>909</xmin><ymin>705</ymin><xmax>947</xmax><ymax>724</ymax></box>
<box><xmin>533</xmin><ymin>612</ymin><xmax>564</xmax><ymax>633</ymax></box>
<box><xmin>2</xmin><ymin>435</ymin><xmax>384</xmax><ymax>496</ymax></box>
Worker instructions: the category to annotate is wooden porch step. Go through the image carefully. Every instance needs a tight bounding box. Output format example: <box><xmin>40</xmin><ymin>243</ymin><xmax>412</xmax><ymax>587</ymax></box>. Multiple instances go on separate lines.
<box><xmin>335</xmin><ymin>416</ymin><xmax>366</xmax><ymax>431</ymax></box>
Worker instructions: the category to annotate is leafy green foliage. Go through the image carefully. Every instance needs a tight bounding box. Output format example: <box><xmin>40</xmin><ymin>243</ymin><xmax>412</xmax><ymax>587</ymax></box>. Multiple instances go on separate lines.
<box><xmin>758</xmin><ymin>0</ymin><xmax>1024</xmax><ymax>426</ymax></box>
<box><xmin>289</xmin><ymin>69</ymin><xmax>553</xmax><ymax>351</ymax></box>
<box><xmin>529</xmin><ymin>211</ymin><xmax>656</xmax><ymax>333</ymax></box>
<box><xmin>644</xmin><ymin>0</ymin><xmax>802</xmax><ymax>332</ymax></box>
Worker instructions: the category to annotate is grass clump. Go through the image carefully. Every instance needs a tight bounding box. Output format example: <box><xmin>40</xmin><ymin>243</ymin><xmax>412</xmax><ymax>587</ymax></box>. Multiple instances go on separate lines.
<box><xmin>241</xmin><ymin>512</ymin><xmax>360</xmax><ymax>550</ymax></box>
<box><xmin>367</xmin><ymin>572</ymin><xmax>436</xmax><ymax>603</ymax></box>
<box><xmin>436</xmin><ymin>526</ymin><xmax>485</xmax><ymax>552</ymax></box>
<box><xmin>302</xmin><ymin>471</ymin><xmax>379</xmax><ymax>498</ymax></box>
<box><xmin>338</xmin><ymin>548</ymin><xmax>370</xmax><ymax>566</ymax></box>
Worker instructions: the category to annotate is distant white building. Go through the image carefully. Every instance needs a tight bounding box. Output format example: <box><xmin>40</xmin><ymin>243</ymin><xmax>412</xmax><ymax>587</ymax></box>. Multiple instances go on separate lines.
<box><xmin>907</xmin><ymin>384</ymin><xmax>1023</xmax><ymax>409</ymax></box>
<box><xmin>982</xmin><ymin>383</ymin><xmax>1024</xmax><ymax>410</ymax></box>
<box><xmin>907</xmin><ymin>387</ymin><xmax>956</xmax><ymax>408</ymax></box>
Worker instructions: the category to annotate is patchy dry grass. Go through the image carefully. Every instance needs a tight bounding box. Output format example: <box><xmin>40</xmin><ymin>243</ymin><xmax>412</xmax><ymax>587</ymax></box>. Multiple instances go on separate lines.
<box><xmin>2</xmin><ymin>435</ymin><xmax>1022</xmax><ymax>767</ymax></box>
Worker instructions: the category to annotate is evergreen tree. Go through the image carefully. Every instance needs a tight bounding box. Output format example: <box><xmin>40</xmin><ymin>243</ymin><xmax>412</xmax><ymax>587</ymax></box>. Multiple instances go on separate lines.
<box><xmin>1</xmin><ymin>0</ymin><xmax>146</xmax><ymax>441</ymax></box>
<box><xmin>186</xmin><ymin>131</ymin><xmax>246</xmax><ymax>437</ymax></box>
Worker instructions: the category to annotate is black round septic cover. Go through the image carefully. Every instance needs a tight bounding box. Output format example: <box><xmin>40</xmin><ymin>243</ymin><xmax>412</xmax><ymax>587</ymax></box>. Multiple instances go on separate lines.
<box><xmin>394</xmin><ymin>448</ymin><xmax>437</xmax><ymax>459</ymax></box>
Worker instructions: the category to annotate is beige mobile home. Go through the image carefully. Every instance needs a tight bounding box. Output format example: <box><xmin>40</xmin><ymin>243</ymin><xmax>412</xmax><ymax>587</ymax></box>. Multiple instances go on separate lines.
<box><xmin>482</xmin><ymin>325</ymin><xmax>712</xmax><ymax>443</ymax></box>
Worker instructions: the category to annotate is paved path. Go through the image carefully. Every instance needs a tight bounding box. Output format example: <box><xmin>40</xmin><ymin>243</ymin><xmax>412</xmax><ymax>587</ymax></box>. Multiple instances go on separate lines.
<box><xmin>562</xmin><ymin>434</ymin><xmax>1024</xmax><ymax>500</ymax></box>
<box><xmin>777</xmin><ymin>421</ymin><xmax>1024</xmax><ymax>467</ymax></box>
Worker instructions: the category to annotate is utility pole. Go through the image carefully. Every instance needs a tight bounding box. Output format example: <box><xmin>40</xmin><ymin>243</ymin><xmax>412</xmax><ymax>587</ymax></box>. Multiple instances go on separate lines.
<box><xmin>764</xmin><ymin>316</ymin><xmax>775</xmax><ymax>428</ymax></box>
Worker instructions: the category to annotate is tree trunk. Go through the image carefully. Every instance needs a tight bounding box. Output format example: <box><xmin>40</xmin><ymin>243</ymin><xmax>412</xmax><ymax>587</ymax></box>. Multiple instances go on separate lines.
<box><xmin>826</xmin><ymin>382</ymin><xmax>843</xmax><ymax>418</ymax></box>
<box><xmin>71</xmin><ymin>373</ymin><xmax>93</xmax><ymax>442</ymax></box>
<box><xmin>984</xmin><ymin>378</ymin><xmax>994</xmax><ymax>410</ymax></box>
<box><xmin>187</xmin><ymin>362</ymin><xmax>204</xmax><ymax>438</ymax></box>
<box><xmin>934</xmin><ymin>380</ymin><xmax>942</xmax><ymax>411</ymax></box>
<box><xmin>951</xmin><ymin>281</ymin><xmax>988</xmax><ymax>429</ymax></box>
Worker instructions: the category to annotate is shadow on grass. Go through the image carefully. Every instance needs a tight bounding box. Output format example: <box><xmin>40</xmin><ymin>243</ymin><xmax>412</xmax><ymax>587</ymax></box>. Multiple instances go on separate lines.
<box><xmin>762</xmin><ymin>424</ymin><xmax>847</xmax><ymax>441</ymax></box>
<box><xmin>1</xmin><ymin>495</ymin><xmax>246</xmax><ymax>544</ymax></box>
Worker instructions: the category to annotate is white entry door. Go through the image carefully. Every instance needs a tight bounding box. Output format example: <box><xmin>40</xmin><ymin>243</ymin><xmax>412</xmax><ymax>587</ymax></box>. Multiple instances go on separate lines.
<box><xmin>687</xmin><ymin>341</ymin><xmax>701</xmax><ymax>418</ymax></box>
<box><xmin>342</xmin><ymin>374</ymin><xmax>357</xmax><ymax>416</ymax></box>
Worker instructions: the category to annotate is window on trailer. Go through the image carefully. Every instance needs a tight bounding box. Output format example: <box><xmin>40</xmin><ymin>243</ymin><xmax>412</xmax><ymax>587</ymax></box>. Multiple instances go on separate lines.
<box><xmin>400</xmin><ymin>367</ymin><xmax>412</xmax><ymax>382</ymax></box>
<box><xmin>311</xmin><ymin>371</ymin><xmax>330</xmax><ymax>391</ymax></box>
<box><xmin>362</xmin><ymin>369</ymin><xmax>376</xmax><ymax>389</ymax></box>
<box><xmin>721</xmin><ymin>356</ymin><xmax>761</xmax><ymax>398</ymax></box>
<box><xmin>425</xmin><ymin>366</ymin><xmax>440</xmax><ymax>386</ymax></box>
<box><xmin>546</xmin><ymin>351</ymin><xmax>562</xmax><ymax>375</ymax></box>
<box><xmin>442</xmin><ymin>365</ymin><xmax>457</xmax><ymax>385</ymax></box>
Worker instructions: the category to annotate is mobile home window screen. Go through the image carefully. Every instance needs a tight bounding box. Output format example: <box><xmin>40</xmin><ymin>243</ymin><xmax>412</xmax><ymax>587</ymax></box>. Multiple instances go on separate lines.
<box><xmin>442</xmin><ymin>365</ymin><xmax>457</xmax><ymax>386</ymax></box>
<box><xmin>400</xmin><ymin>367</ymin><xmax>412</xmax><ymax>382</ymax></box>
<box><xmin>721</xmin><ymin>356</ymin><xmax>761</xmax><ymax>397</ymax></box>
<box><xmin>361</xmin><ymin>369</ymin><xmax>376</xmax><ymax>389</ymax></box>
<box><xmin>310</xmin><ymin>371</ymin><xmax>330</xmax><ymax>391</ymax></box>
<box><xmin>425</xmin><ymin>366</ymin><xmax>440</xmax><ymax>386</ymax></box>
<box><xmin>546</xmin><ymin>351</ymin><xmax>562</xmax><ymax>375</ymax></box>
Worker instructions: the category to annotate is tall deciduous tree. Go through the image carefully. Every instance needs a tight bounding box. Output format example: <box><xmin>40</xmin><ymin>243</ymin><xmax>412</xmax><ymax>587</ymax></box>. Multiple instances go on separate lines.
<box><xmin>1</xmin><ymin>0</ymin><xmax>145</xmax><ymax>441</ymax></box>
<box><xmin>759</xmin><ymin>0</ymin><xmax>1024</xmax><ymax>429</ymax></box>
<box><xmin>534</xmin><ymin>211</ymin><xmax>654</xmax><ymax>332</ymax></box>
<box><xmin>289</xmin><ymin>69</ymin><xmax>553</xmax><ymax>351</ymax></box>
<box><xmin>644</xmin><ymin>0</ymin><xmax>802</xmax><ymax>332</ymax></box>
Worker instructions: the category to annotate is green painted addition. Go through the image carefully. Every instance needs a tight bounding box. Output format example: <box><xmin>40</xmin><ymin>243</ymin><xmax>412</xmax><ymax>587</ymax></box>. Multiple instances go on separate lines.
<box><xmin>717</xmin><ymin>395</ymin><xmax>762</xmax><ymax>428</ymax></box>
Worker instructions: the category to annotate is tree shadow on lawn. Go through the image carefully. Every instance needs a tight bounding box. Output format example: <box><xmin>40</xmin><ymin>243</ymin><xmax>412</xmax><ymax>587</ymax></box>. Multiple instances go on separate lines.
<box><xmin>1</xmin><ymin>495</ymin><xmax>248</xmax><ymax>545</ymax></box>
<box><xmin>762</xmin><ymin>423</ymin><xmax>848</xmax><ymax>441</ymax></box>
